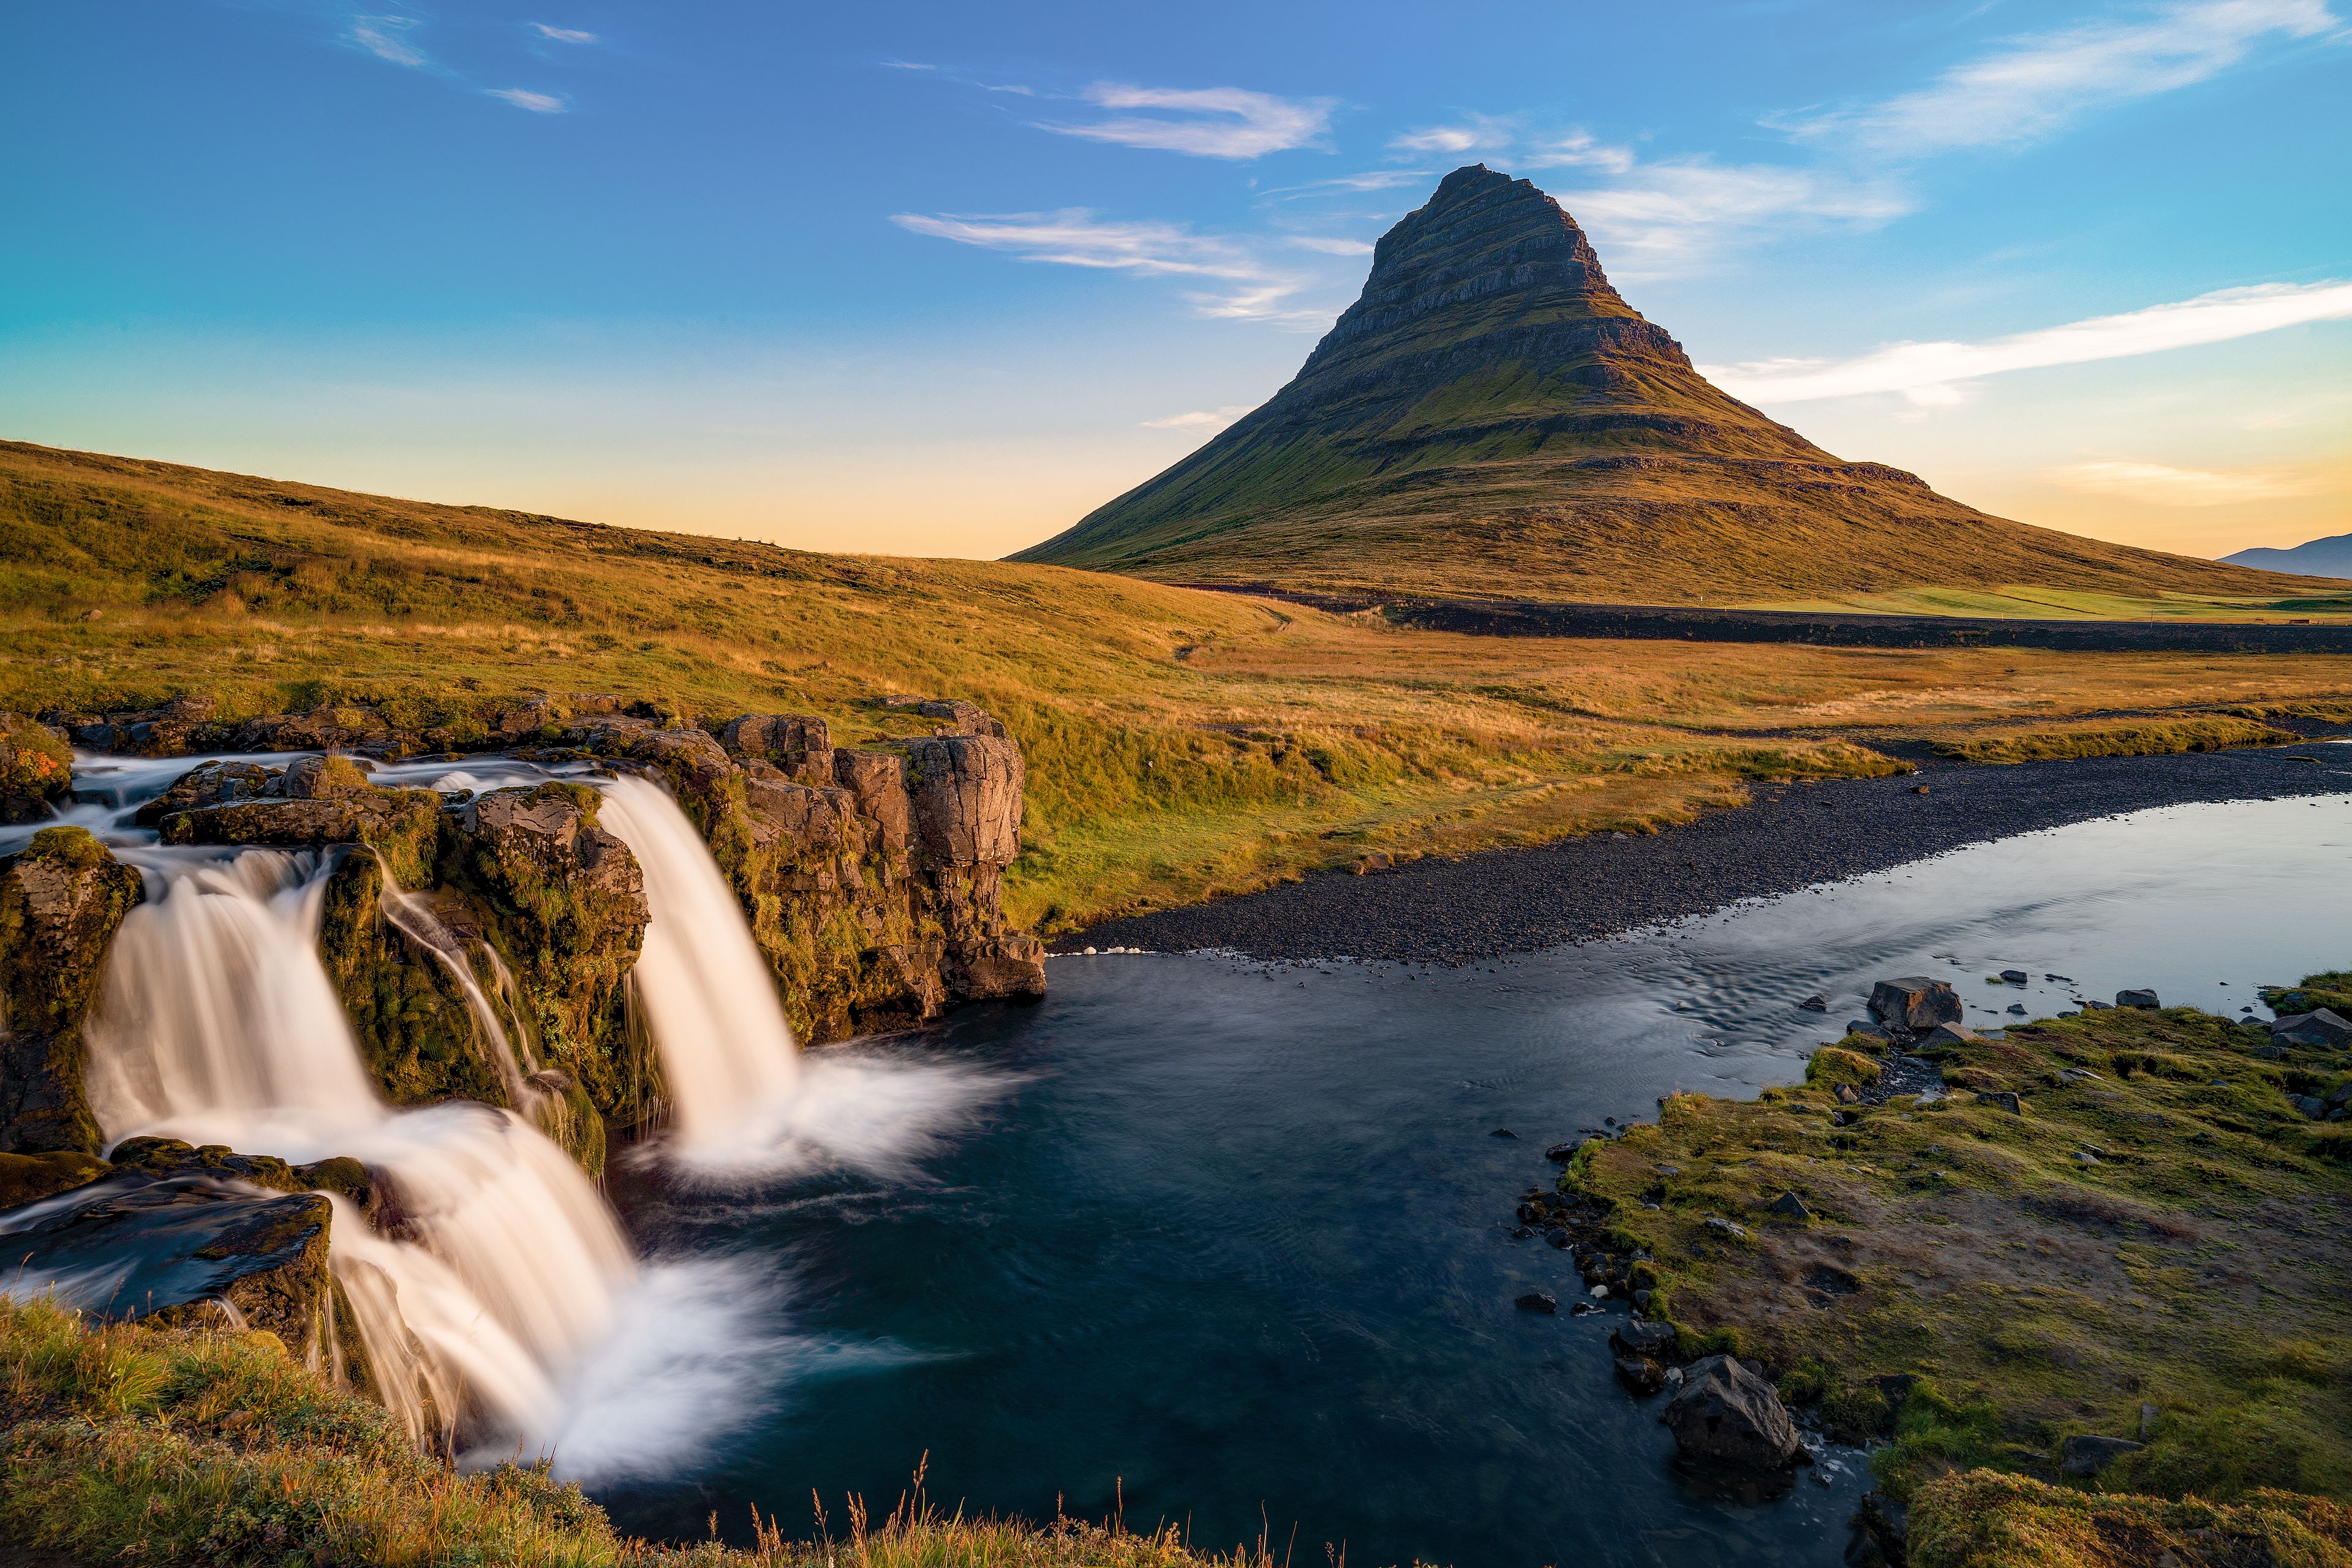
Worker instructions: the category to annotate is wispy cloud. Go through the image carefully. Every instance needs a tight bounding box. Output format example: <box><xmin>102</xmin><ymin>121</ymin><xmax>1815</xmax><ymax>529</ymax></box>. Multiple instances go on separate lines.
<box><xmin>1286</xmin><ymin>235</ymin><xmax>1375</xmax><ymax>255</ymax></box>
<box><xmin>892</xmin><ymin>209</ymin><xmax>1330</xmax><ymax>326</ymax></box>
<box><xmin>1142</xmin><ymin>405</ymin><xmax>1253</xmax><ymax>431</ymax></box>
<box><xmin>1388</xmin><ymin>115</ymin><xmax>1513</xmax><ymax>156</ymax></box>
<box><xmin>350</xmin><ymin>14</ymin><xmax>428</xmax><ymax>67</ymax></box>
<box><xmin>891</xmin><ymin>210</ymin><xmax>1261</xmax><ymax>278</ymax></box>
<box><xmin>1702</xmin><ymin>279</ymin><xmax>2352</xmax><ymax>404</ymax></box>
<box><xmin>1560</xmin><ymin>160</ymin><xmax>1910</xmax><ymax>279</ymax></box>
<box><xmin>2052</xmin><ymin>460</ymin><xmax>2318</xmax><ymax>506</ymax></box>
<box><xmin>1525</xmin><ymin>131</ymin><xmax>1635</xmax><ymax>175</ymax></box>
<box><xmin>532</xmin><ymin>23</ymin><xmax>598</xmax><ymax>45</ymax></box>
<box><xmin>1780</xmin><ymin>0</ymin><xmax>2339</xmax><ymax>155</ymax></box>
<box><xmin>1262</xmin><ymin>170</ymin><xmax>1433</xmax><ymax>199</ymax></box>
<box><xmin>1041</xmin><ymin>83</ymin><xmax>1336</xmax><ymax>160</ymax></box>
<box><xmin>488</xmin><ymin>87</ymin><xmax>566</xmax><ymax>113</ymax></box>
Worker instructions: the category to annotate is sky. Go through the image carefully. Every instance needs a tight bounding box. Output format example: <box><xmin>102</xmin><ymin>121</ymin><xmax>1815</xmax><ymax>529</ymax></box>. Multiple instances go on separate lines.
<box><xmin>2</xmin><ymin>1</ymin><xmax>2347</xmax><ymax>562</ymax></box>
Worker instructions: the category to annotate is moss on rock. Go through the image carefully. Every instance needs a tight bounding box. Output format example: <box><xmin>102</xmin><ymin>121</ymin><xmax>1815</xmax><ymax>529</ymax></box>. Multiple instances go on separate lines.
<box><xmin>0</xmin><ymin>826</ymin><xmax>143</xmax><ymax>1153</ymax></box>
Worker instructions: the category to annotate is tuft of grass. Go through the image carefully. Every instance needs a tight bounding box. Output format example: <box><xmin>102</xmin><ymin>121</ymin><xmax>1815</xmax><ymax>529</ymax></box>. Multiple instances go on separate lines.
<box><xmin>1928</xmin><ymin>715</ymin><xmax>2300</xmax><ymax>764</ymax></box>
<box><xmin>1908</xmin><ymin>1468</ymin><xmax>2352</xmax><ymax>1568</ymax></box>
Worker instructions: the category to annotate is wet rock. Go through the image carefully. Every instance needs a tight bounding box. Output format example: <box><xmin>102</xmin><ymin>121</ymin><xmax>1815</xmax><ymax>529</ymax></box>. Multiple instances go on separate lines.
<box><xmin>1869</xmin><ymin>977</ymin><xmax>1962</xmax><ymax>1031</ymax></box>
<box><xmin>1490</xmin><ymin>1128</ymin><xmax>1518</xmax><ymax>1138</ymax></box>
<box><xmin>0</xmin><ymin>711</ymin><xmax>74</xmax><ymax>823</ymax></box>
<box><xmin>2271</xmin><ymin>1009</ymin><xmax>2352</xmax><ymax>1048</ymax></box>
<box><xmin>159</xmin><ymin>783</ymin><xmax>442</xmax><ymax>887</ymax></box>
<box><xmin>1615</xmin><ymin>1355</ymin><xmax>1665</xmax><ymax>1395</ymax></box>
<box><xmin>1</xmin><ymin>827</ymin><xmax>143</xmax><ymax>1153</ymax></box>
<box><xmin>1662</xmin><ymin>1353</ymin><xmax>1805</xmax><ymax>1469</ymax></box>
<box><xmin>2059</xmin><ymin>1433</ymin><xmax>2144</xmax><ymax>1477</ymax></box>
<box><xmin>1611</xmin><ymin>1318</ymin><xmax>1676</xmax><ymax>1358</ymax></box>
<box><xmin>1515</xmin><ymin>1291</ymin><xmax>1558</xmax><ymax>1313</ymax></box>
<box><xmin>0</xmin><ymin>1168</ymin><xmax>340</xmax><ymax>1360</ymax></box>
<box><xmin>2116</xmin><ymin>989</ymin><xmax>2162</xmax><ymax>1010</ymax></box>
<box><xmin>0</xmin><ymin>1148</ymin><xmax>110</xmax><ymax>1208</ymax></box>
<box><xmin>1544</xmin><ymin>1141</ymin><xmax>1580</xmax><ymax>1162</ymax></box>
<box><xmin>1999</xmin><ymin>969</ymin><xmax>2029</xmax><ymax>984</ymax></box>
<box><xmin>1798</xmin><ymin>993</ymin><xmax>1828</xmax><ymax>1012</ymax></box>
<box><xmin>132</xmin><ymin>759</ymin><xmax>279</xmax><ymax>826</ymax></box>
<box><xmin>280</xmin><ymin>754</ymin><xmax>377</xmax><ymax>799</ymax></box>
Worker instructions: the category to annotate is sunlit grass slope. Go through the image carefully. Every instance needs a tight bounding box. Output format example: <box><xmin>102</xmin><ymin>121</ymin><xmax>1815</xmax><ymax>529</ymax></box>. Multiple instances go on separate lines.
<box><xmin>6</xmin><ymin>439</ymin><xmax>2351</xmax><ymax>932</ymax></box>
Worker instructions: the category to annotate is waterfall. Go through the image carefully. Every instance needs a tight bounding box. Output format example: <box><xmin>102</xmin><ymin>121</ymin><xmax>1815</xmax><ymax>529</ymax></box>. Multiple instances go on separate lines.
<box><xmin>83</xmin><ymin>846</ymin><xmax>633</xmax><ymax>1457</ymax></box>
<box><xmin>593</xmin><ymin>775</ymin><xmax>802</xmax><ymax>1166</ymax></box>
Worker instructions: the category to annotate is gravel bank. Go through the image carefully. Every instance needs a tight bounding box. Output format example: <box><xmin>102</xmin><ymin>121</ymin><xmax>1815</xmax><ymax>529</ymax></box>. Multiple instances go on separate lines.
<box><xmin>1065</xmin><ymin>740</ymin><xmax>2352</xmax><ymax>963</ymax></box>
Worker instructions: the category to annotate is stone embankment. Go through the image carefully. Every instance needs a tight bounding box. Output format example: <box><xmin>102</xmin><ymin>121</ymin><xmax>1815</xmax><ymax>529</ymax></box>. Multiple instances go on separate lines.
<box><xmin>0</xmin><ymin>692</ymin><xmax>1046</xmax><ymax>1168</ymax></box>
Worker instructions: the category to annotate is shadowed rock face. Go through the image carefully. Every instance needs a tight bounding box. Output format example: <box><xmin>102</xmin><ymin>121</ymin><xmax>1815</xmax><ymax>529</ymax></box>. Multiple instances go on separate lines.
<box><xmin>1014</xmin><ymin>164</ymin><xmax>2297</xmax><ymax>605</ymax></box>
<box><xmin>1</xmin><ymin>828</ymin><xmax>143</xmax><ymax>1154</ymax></box>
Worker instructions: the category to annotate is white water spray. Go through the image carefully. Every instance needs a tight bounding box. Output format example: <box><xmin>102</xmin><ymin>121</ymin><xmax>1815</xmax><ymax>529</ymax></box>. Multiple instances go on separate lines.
<box><xmin>83</xmin><ymin>847</ymin><xmax>637</xmax><ymax>1457</ymax></box>
<box><xmin>595</xmin><ymin>774</ymin><xmax>1009</xmax><ymax>1181</ymax></box>
<box><xmin>594</xmin><ymin>776</ymin><xmax>801</xmax><ymax>1164</ymax></box>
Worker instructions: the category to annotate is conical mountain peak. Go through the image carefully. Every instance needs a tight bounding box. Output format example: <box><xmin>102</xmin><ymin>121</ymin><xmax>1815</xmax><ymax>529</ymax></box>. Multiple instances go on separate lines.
<box><xmin>1014</xmin><ymin>166</ymin><xmax>2282</xmax><ymax>607</ymax></box>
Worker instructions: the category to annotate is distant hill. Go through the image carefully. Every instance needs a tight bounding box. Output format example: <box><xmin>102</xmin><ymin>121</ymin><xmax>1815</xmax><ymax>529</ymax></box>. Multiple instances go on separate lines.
<box><xmin>1016</xmin><ymin>165</ymin><xmax>2307</xmax><ymax>606</ymax></box>
<box><xmin>2225</xmin><ymin>533</ymin><xmax>2352</xmax><ymax>579</ymax></box>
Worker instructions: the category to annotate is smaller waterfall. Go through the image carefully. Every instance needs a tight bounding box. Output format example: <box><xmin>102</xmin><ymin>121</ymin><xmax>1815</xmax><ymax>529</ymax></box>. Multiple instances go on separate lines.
<box><xmin>83</xmin><ymin>848</ymin><xmax>633</xmax><ymax>1455</ymax></box>
<box><xmin>595</xmin><ymin>775</ymin><xmax>801</xmax><ymax>1165</ymax></box>
<box><xmin>595</xmin><ymin>774</ymin><xmax>1008</xmax><ymax>1181</ymax></box>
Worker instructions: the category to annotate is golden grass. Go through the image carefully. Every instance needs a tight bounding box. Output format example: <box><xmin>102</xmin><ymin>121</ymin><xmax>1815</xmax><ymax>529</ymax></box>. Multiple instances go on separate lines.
<box><xmin>7</xmin><ymin>438</ymin><xmax>2352</xmax><ymax>931</ymax></box>
<box><xmin>1928</xmin><ymin>715</ymin><xmax>2302</xmax><ymax>764</ymax></box>
<box><xmin>1909</xmin><ymin>1470</ymin><xmax>2352</xmax><ymax>1568</ymax></box>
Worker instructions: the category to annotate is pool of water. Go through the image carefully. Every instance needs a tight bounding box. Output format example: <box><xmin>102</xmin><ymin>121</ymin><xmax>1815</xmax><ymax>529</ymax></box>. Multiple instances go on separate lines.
<box><xmin>594</xmin><ymin>790</ymin><xmax>2352</xmax><ymax>1567</ymax></box>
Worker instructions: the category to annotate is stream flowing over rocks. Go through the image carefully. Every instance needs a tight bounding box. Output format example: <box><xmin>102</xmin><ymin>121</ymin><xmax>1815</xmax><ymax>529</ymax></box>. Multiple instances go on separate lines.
<box><xmin>0</xmin><ymin>690</ymin><xmax>1044</xmax><ymax>1464</ymax></box>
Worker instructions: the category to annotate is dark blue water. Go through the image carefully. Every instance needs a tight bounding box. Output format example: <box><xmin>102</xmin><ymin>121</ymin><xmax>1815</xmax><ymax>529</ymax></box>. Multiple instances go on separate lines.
<box><xmin>599</xmin><ymin>790</ymin><xmax>2352</xmax><ymax>1567</ymax></box>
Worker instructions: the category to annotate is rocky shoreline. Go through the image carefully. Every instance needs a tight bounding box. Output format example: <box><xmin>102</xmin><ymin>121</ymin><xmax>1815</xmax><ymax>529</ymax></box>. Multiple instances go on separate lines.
<box><xmin>1068</xmin><ymin>736</ymin><xmax>2352</xmax><ymax>962</ymax></box>
<box><xmin>1510</xmin><ymin>969</ymin><xmax>2352</xmax><ymax>1566</ymax></box>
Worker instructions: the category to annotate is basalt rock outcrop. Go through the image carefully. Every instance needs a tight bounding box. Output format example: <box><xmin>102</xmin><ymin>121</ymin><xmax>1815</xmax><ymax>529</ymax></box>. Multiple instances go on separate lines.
<box><xmin>10</xmin><ymin>692</ymin><xmax>1046</xmax><ymax>1159</ymax></box>
<box><xmin>1016</xmin><ymin>164</ymin><xmax>2299</xmax><ymax>605</ymax></box>
<box><xmin>1</xmin><ymin>827</ymin><xmax>143</xmax><ymax>1154</ymax></box>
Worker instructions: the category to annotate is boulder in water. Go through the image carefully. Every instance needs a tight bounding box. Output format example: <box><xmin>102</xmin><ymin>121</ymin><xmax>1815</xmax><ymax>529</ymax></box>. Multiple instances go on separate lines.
<box><xmin>1</xmin><ymin>827</ymin><xmax>143</xmax><ymax>1154</ymax></box>
<box><xmin>1662</xmin><ymin>1353</ymin><xmax>1806</xmax><ymax>1469</ymax></box>
<box><xmin>2116</xmin><ymin>989</ymin><xmax>2162</xmax><ymax>1010</ymax></box>
<box><xmin>1869</xmin><ymin>978</ymin><xmax>1962</xmax><ymax>1031</ymax></box>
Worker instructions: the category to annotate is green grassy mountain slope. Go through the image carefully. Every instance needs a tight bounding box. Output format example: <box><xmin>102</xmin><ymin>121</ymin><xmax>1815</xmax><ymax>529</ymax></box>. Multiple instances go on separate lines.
<box><xmin>1014</xmin><ymin>165</ymin><xmax>2308</xmax><ymax>607</ymax></box>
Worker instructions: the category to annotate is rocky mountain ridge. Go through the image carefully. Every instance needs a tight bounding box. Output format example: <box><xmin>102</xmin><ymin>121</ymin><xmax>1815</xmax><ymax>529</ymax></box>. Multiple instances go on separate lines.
<box><xmin>1017</xmin><ymin>164</ymin><xmax>2304</xmax><ymax>606</ymax></box>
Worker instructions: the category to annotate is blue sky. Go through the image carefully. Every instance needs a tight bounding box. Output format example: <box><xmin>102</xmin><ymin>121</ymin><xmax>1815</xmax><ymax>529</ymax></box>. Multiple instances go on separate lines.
<box><xmin>3</xmin><ymin>0</ymin><xmax>2346</xmax><ymax>560</ymax></box>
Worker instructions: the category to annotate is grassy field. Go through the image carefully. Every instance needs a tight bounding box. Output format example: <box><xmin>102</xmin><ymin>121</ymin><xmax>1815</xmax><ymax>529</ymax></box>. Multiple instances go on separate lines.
<box><xmin>0</xmin><ymin>1294</ymin><xmax>1272</xmax><ymax>1568</ymax></box>
<box><xmin>7</xmin><ymin>438</ymin><xmax>2352</xmax><ymax>932</ymax></box>
<box><xmin>1556</xmin><ymin>984</ymin><xmax>2352</xmax><ymax>1511</ymax></box>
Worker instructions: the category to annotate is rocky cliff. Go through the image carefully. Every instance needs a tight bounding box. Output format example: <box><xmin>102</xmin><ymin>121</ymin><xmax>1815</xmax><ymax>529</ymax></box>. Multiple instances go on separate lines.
<box><xmin>1</xmin><ymin>692</ymin><xmax>1046</xmax><ymax>1166</ymax></box>
<box><xmin>1015</xmin><ymin>164</ymin><xmax>2300</xmax><ymax>606</ymax></box>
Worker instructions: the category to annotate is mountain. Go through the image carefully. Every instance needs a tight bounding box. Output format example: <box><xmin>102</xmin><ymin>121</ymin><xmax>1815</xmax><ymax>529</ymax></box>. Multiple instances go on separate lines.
<box><xmin>2224</xmin><ymin>533</ymin><xmax>2352</xmax><ymax>579</ymax></box>
<box><xmin>1015</xmin><ymin>165</ymin><xmax>2302</xmax><ymax>605</ymax></box>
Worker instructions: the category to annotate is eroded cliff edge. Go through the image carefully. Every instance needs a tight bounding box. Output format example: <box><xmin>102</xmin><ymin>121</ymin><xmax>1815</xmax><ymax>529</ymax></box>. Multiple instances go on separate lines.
<box><xmin>0</xmin><ymin>692</ymin><xmax>1046</xmax><ymax>1168</ymax></box>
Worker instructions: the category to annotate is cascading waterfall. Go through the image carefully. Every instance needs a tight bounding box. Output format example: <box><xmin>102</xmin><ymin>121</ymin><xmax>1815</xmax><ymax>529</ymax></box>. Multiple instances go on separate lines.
<box><xmin>594</xmin><ymin>773</ymin><xmax>1005</xmax><ymax>1183</ymax></box>
<box><xmin>594</xmin><ymin>775</ymin><xmax>802</xmax><ymax>1165</ymax></box>
<box><xmin>83</xmin><ymin>845</ymin><xmax>632</xmax><ymax>1455</ymax></box>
